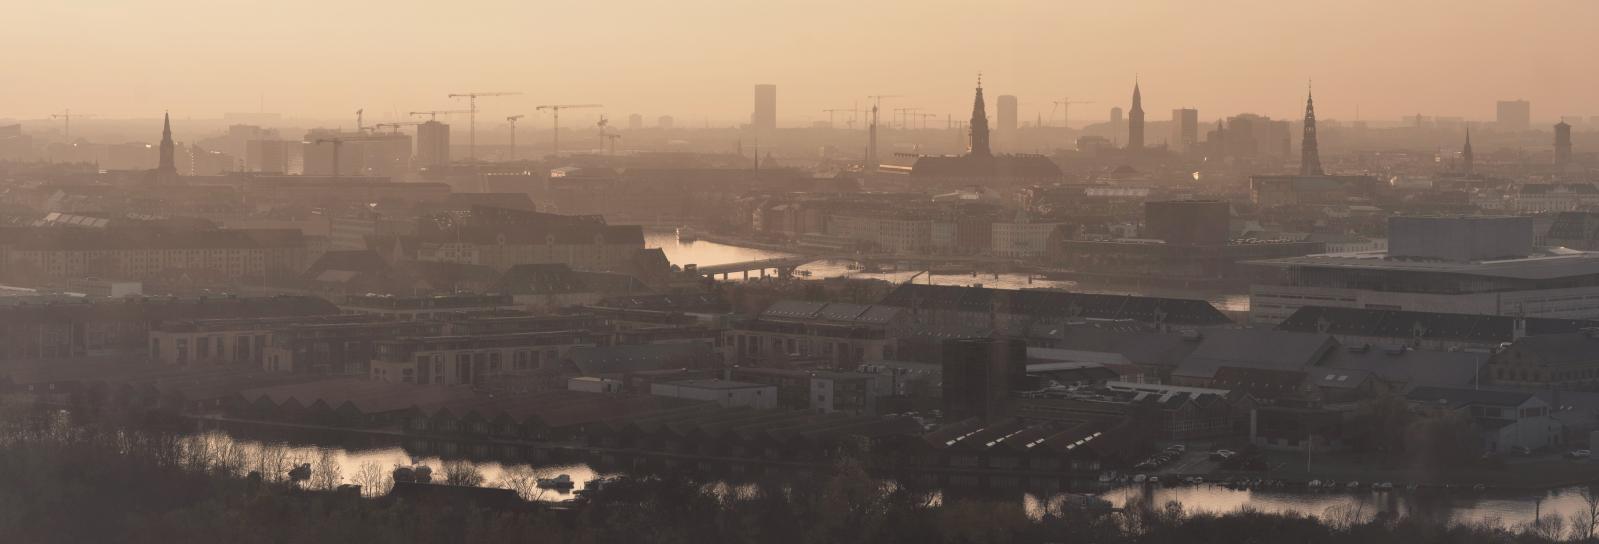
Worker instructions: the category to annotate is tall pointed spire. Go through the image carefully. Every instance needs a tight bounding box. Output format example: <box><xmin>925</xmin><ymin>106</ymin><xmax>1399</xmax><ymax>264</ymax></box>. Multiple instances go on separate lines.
<box><xmin>1127</xmin><ymin>78</ymin><xmax>1145</xmax><ymax>151</ymax></box>
<box><xmin>1299</xmin><ymin>85</ymin><xmax>1325</xmax><ymax>176</ymax></box>
<box><xmin>968</xmin><ymin>73</ymin><xmax>991</xmax><ymax>157</ymax></box>
<box><xmin>1462</xmin><ymin>128</ymin><xmax>1475</xmax><ymax>176</ymax></box>
<box><xmin>155</xmin><ymin>111</ymin><xmax>178</xmax><ymax>182</ymax></box>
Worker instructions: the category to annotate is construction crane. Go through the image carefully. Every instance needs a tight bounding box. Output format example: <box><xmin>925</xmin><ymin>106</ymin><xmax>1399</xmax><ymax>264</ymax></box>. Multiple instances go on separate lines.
<box><xmin>355</xmin><ymin>109</ymin><xmax>366</xmax><ymax>133</ymax></box>
<box><xmin>821</xmin><ymin>108</ymin><xmax>857</xmax><ymax>130</ymax></box>
<box><xmin>914</xmin><ymin>113</ymin><xmax>938</xmax><ymax>130</ymax></box>
<box><xmin>1051</xmin><ymin>98</ymin><xmax>1096</xmax><ymax>128</ymax></box>
<box><xmin>310</xmin><ymin>134</ymin><xmax>390</xmax><ymax>178</ymax></box>
<box><xmin>408</xmin><ymin>110</ymin><xmax>471</xmax><ymax>121</ymax></box>
<box><xmin>893</xmin><ymin>107</ymin><xmax>920</xmax><ymax>130</ymax></box>
<box><xmin>533</xmin><ymin>104</ymin><xmax>602</xmax><ymax>157</ymax></box>
<box><xmin>505</xmin><ymin>115</ymin><xmax>525</xmax><ymax>161</ymax></box>
<box><xmin>373</xmin><ymin>122</ymin><xmax>424</xmax><ymax>134</ymax></box>
<box><xmin>603</xmin><ymin>133</ymin><xmax>622</xmax><ymax>155</ymax></box>
<box><xmin>50</xmin><ymin>109</ymin><xmax>96</xmax><ymax>140</ymax></box>
<box><xmin>447</xmin><ymin>91</ymin><xmax>522</xmax><ymax>161</ymax></box>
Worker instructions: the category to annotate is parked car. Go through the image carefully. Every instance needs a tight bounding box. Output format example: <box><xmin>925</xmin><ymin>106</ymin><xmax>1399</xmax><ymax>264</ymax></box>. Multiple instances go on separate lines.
<box><xmin>1566</xmin><ymin>449</ymin><xmax>1592</xmax><ymax>459</ymax></box>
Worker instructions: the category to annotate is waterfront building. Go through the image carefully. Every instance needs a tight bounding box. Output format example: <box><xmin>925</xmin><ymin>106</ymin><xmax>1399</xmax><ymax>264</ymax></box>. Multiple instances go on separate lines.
<box><xmin>1248</xmin><ymin>216</ymin><xmax>1599</xmax><ymax>324</ymax></box>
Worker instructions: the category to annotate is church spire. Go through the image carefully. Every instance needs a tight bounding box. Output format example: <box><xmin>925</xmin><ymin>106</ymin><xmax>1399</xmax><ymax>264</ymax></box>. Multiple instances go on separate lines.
<box><xmin>1127</xmin><ymin>78</ymin><xmax>1145</xmax><ymax>151</ymax></box>
<box><xmin>1462</xmin><ymin>128</ymin><xmax>1475</xmax><ymax>176</ymax></box>
<box><xmin>156</xmin><ymin>111</ymin><xmax>178</xmax><ymax>181</ymax></box>
<box><xmin>968</xmin><ymin>73</ymin><xmax>991</xmax><ymax>157</ymax></box>
<box><xmin>1299</xmin><ymin>85</ymin><xmax>1325</xmax><ymax>176</ymax></box>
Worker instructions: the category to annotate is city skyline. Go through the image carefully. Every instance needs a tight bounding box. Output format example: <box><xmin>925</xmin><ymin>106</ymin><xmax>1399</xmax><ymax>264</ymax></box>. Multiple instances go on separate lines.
<box><xmin>4</xmin><ymin>0</ymin><xmax>1597</xmax><ymax>125</ymax></box>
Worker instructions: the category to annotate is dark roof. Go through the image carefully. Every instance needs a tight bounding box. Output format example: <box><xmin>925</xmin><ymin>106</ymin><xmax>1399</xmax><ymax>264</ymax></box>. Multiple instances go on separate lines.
<box><xmin>1277</xmin><ymin>306</ymin><xmax>1599</xmax><ymax>344</ymax></box>
<box><xmin>1406</xmin><ymin>386</ymin><xmax>1538</xmax><ymax>409</ymax></box>
<box><xmin>879</xmin><ymin>284</ymin><xmax>1230</xmax><ymax>326</ymax></box>
<box><xmin>8</xmin><ymin>226</ymin><xmax>302</xmax><ymax>251</ymax></box>
<box><xmin>597</xmin><ymin>293</ymin><xmax>729</xmax><ymax>313</ymax></box>
<box><xmin>568</xmin><ymin>343</ymin><xmax>718</xmax><ymax>375</ymax></box>
<box><xmin>495</xmin><ymin>264</ymin><xmax>649</xmax><ymax>295</ymax></box>
<box><xmin>1509</xmin><ymin>332</ymin><xmax>1599</xmax><ymax>366</ymax></box>
<box><xmin>0</xmin><ymin>295</ymin><xmax>337</xmax><ymax>322</ymax></box>
<box><xmin>910</xmin><ymin>154</ymin><xmax>1062</xmax><ymax>180</ymax></box>
<box><xmin>1173</xmin><ymin>329</ymin><xmax>1334</xmax><ymax>380</ymax></box>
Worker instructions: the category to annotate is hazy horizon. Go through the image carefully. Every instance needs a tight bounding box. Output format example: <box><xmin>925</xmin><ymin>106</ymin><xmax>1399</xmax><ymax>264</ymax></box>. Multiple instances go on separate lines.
<box><xmin>5</xmin><ymin>0</ymin><xmax>1597</xmax><ymax>127</ymax></box>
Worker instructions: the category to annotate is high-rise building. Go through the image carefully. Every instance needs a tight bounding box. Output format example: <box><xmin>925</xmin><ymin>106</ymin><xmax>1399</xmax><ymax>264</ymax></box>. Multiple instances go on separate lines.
<box><xmin>627</xmin><ymin>113</ymin><xmax>643</xmax><ymax>131</ymax></box>
<box><xmin>1556</xmin><ymin>121</ymin><xmax>1573</xmax><ymax>169</ymax></box>
<box><xmin>968</xmin><ymin>77</ymin><xmax>991</xmax><ymax>157</ymax></box>
<box><xmin>753</xmin><ymin>84</ymin><xmax>777</xmax><ymax>131</ymax></box>
<box><xmin>996</xmin><ymin>95</ymin><xmax>1018</xmax><ymax>133</ymax></box>
<box><xmin>1462</xmin><ymin>129</ymin><xmax>1475</xmax><ymax>176</ymax></box>
<box><xmin>940</xmin><ymin>337</ymin><xmax>1026</xmax><ymax>422</ymax></box>
<box><xmin>1300</xmin><ymin>89</ymin><xmax>1324</xmax><ymax>176</ymax></box>
<box><xmin>416</xmin><ymin>120</ymin><xmax>451</xmax><ymax>169</ymax></box>
<box><xmin>658</xmin><ymin>115</ymin><xmax>675</xmax><ymax>130</ymax></box>
<box><xmin>246</xmin><ymin>139</ymin><xmax>290</xmax><ymax>173</ymax></box>
<box><xmin>1128</xmin><ymin>81</ymin><xmax>1145</xmax><ymax>150</ymax></box>
<box><xmin>1110</xmin><ymin>107</ymin><xmax>1124</xmax><ymax>126</ymax></box>
<box><xmin>1170</xmin><ymin>108</ymin><xmax>1198</xmax><ymax>153</ymax></box>
<box><xmin>1497</xmin><ymin>99</ymin><xmax>1531</xmax><ymax>130</ymax></box>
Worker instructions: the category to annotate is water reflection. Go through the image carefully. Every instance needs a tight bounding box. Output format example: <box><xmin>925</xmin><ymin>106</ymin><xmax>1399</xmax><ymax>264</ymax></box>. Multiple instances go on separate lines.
<box><xmin>1094</xmin><ymin>482</ymin><xmax>1582</xmax><ymax>529</ymax></box>
<box><xmin>645</xmin><ymin>230</ymin><xmax>1251</xmax><ymax>312</ymax></box>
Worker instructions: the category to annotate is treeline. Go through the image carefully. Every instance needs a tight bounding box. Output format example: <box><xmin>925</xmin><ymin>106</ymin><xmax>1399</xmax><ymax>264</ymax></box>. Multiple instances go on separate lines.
<box><xmin>1</xmin><ymin>403</ymin><xmax>1596</xmax><ymax>543</ymax></box>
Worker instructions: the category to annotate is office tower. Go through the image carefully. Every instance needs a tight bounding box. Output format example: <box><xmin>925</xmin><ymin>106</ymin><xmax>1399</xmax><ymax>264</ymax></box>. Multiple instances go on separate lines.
<box><xmin>416</xmin><ymin>120</ymin><xmax>451</xmax><ymax>169</ymax></box>
<box><xmin>968</xmin><ymin>77</ymin><xmax>991</xmax><ymax>157</ymax></box>
<box><xmin>996</xmin><ymin>95</ymin><xmax>1018</xmax><ymax>132</ymax></box>
<box><xmin>658</xmin><ymin>115</ymin><xmax>675</xmax><ymax>129</ymax></box>
<box><xmin>940</xmin><ymin>337</ymin><xmax>1025</xmax><ymax>422</ymax></box>
<box><xmin>1462</xmin><ymin>129</ymin><xmax>1474</xmax><ymax>176</ymax></box>
<box><xmin>246</xmin><ymin>139</ymin><xmax>290</xmax><ymax>173</ymax></box>
<box><xmin>1556</xmin><ymin>121</ymin><xmax>1573</xmax><ymax>169</ymax></box>
<box><xmin>627</xmin><ymin>113</ymin><xmax>643</xmax><ymax>131</ymax></box>
<box><xmin>1128</xmin><ymin>81</ymin><xmax>1144</xmax><ymax>150</ymax></box>
<box><xmin>1110</xmin><ymin>107</ymin><xmax>1124</xmax><ymax>126</ymax></box>
<box><xmin>1300</xmin><ymin>89</ymin><xmax>1324</xmax><ymax>176</ymax></box>
<box><xmin>1497</xmin><ymin>99</ymin><xmax>1531</xmax><ymax>130</ymax></box>
<box><xmin>753</xmin><ymin>84</ymin><xmax>777</xmax><ymax>131</ymax></box>
<box><xmin>1170</xmin><ymin>108</ymin><xmax>1198</xmax><ymax>153</ymax></box>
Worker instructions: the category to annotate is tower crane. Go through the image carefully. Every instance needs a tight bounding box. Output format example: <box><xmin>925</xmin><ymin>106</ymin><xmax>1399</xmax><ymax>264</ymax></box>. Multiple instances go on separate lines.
<box><xmin>50</xmin><ymin>109</ymin><xmax>96</xmax><ymax>140</ymax></box>
<box><xmin>533</xmin><ymin>104</ymin><xmax>603</xmax><ymax>157</ymax></box>
<box><xmin>1051</xmin><ymin>98</ymin><xmax>1096</xmax><ymax>128</ymax></box>
<box><xmin>373</xmin><ymin>122</ymin><xmax>424</xmax><ymax>134</ymax></box>
<box><xmin>505</xmin><ymin>114</ymin><xmax>525</xmax><ymax>161</ymax></box>
<box><xmin>603</xmin><ymin>133</ymin><xmax>622</xmax><ymax>155</ymax></box>
<box><xmin>408</xmin><ymin>110</ymin><xmax>471</xmax><ymax>121</ymax></box>
<box><xmin>447</xmin><ymin>91</ymin><xmax>522</xmax><ymax>161</ymax></box>
<box><xmin>893</xmin><ymin>107</ymin><xmax>921</xmax><ymax>130</ymax></box>
<box><xmin>915</xmin><ymin>113</ymin><xmax>938</xmax><ymax>130</ymax></box>
<box><xmin>310</xmin><ymin>134</ymin><xmax>391</xmax><ymax>178</ymax></box>
<box><xmin>822</xmin><ymin>108</ymin><xmax>857</xmax><ymax>129</ymax></box>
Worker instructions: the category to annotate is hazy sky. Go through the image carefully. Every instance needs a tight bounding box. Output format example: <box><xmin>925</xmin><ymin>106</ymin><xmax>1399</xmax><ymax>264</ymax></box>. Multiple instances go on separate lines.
<box><xmin>4</xmin><ymin>0</ymin><xmax>1596</xmax><ymax>127</ymax></box>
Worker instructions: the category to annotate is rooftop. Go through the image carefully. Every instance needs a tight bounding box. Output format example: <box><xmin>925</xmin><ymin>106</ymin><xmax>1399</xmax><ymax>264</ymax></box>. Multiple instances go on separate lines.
<box><xmin>1247</xmin><ymin>248</ymin><xmax>1599</xmax><ymax>280</ymax></box>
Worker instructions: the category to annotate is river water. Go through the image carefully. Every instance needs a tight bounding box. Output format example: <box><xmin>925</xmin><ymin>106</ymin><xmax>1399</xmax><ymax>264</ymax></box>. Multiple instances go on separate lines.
<box><xmin>643</xmin><ymin>230</ymin><xmax>1251</xmax><ymax>314</ymax></box>
<box><xmin>186</xmin><ymin>427</ymin><xmax>1590</xmax><ymax>528</ymax></box>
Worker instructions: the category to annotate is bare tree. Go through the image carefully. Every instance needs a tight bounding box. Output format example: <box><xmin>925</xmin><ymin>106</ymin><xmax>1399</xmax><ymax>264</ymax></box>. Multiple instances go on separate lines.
<box><xmin>309</xmin><ymin>449</ymin><xmax>342</xmax><ymax>491</ymax></box>
<box><xmin>351</xmin><ymin>462</ymin><xmax>393</xmax><ymax>497</ymax></box>
<box><xmin>1524</xmin><ymin>513</ymin><xmax>1566</xmax><ymax>542</ymax></box>
<box><xmin>497</xmin><ymin>466</ymin><xmax>540</xmax><ymax>500</ymax></box>
<box><xmin>1570</xmin><ymin>486</ymin><xmax>1599</xmax><ymax>541</ymax></box>
<box><xmin>442</xmin><ymin>460</ymin><xmax>484</xmax><ymax>487</ymax></box>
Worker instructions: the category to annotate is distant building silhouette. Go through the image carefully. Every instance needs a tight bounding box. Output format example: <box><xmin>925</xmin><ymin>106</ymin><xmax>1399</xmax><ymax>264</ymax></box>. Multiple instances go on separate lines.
<box><xmin>1556</xmin><ymin>121</ymin><xmax>1573</xmax><ymax>169</ymax></box>
<box><xmin>1170</xmin><ymin>108</ymin><xmax>1198</xmax><ymax>153</ymax></box>
<box><xmin>1299</xmin><ymin>88</ymin><xmax>1324</xmax><ymax>176</ymax></box>
<box><xmin>996</xmin><ymin>94</ymin><xmax>1018</xmax><ymax>133</ymax></box>
<box><xmin>1127</xmin><ymin>81</ymin><xmax>1144</xmax><ymax>150</ymax></box>
<box><xmin>1463</xmin><ymin>129</ymin><xmax>1475</xmax><ymax>176</ymax></box>
<box><xmin>416</xmin><ymin>120</ymin><xmax>451</xmax><ymax>169</ymax></box>
<box><xmin>657</xmin><ymin>115</ymin><xmax>674</xmax><ymax>130</ymax></box>
<box><xmin>627</xmin><ymin>113</ymin><xmax>643</xmax><ymax>131</ymax></box>
<box><xmin>753</xmin><ymin>84</ymin><xmax>776</xmax><ymax>131</ymax></box>
<box><xmin>150</xmin><ymin>112</ymin><xmax>180</xmax><ymax>184</ymax></box>
<box><xmin>1497</xmin><ymin>99</ymin><xmax>1531</xmax><ymax>131</ymax></box>
<box><xmin>968</xmin><ymin>76</ymin><xmax>991</xmax><ymax>157</ymax></box>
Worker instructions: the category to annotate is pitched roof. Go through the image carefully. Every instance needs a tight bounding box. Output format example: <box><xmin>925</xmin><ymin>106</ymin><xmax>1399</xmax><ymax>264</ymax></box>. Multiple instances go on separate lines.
<box><xmin>1173</xmin><ymin>329</ymin><xmax>1334</xmax><ymax>380</ymax></box>
<box><xmin>1509</xmin><ymin>332</ymin><xmax>1599</xmax><ymax>365</ymax></box>
<box><xmin>1406</xmin><ymin>386</ymin><xmax>1538</xmax><ymax>410</ymax></box>
<box><xmin>1277</xmin><ymin>306</ymin><xmax>1599</xmax><ymax>344</ymax></box>
<box><xmin>879</xmin><ymin>284</ymin><xmax>1230</xmax><ymax>326</ymax></box>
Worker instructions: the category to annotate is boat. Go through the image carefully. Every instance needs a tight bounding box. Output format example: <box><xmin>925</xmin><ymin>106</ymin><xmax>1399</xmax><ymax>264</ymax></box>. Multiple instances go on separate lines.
<box><xmin>1375</xmin><ymin>482</ymin><xmax>1394</xmax><ymax>491</ymax></box>
<box><xmin>1132</xmin><ymin>474</ymin><xmax>1147</xmax><ymax>483</ymax></box>
<box><xmin>537</xmin><ymin>474</ymin><xmax>575</xmax><ymax>489</ymax></box>
<box><xmin>1307</xmin><ymin>480</ymin><xmax>1322</xmax><ymax>489</ymax></box>
<box><xmin>676</xmin><ymin>228</ymin><xmax>698</xmax><ymax>242</ymax></box>
<box><xmin>1147</xmin><ymin>476</ymin><xmax>1161</xmax><ymax>485</ymax></box>
<box><xmin>413</xmin><ymin>465</ymin><xmax>433</xmax><ymax>484</ymax></box>
<box><xmin>1346</xmin><ymin>481</ymin><xmax>1362</xmax><ymax>490</ymax></box>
